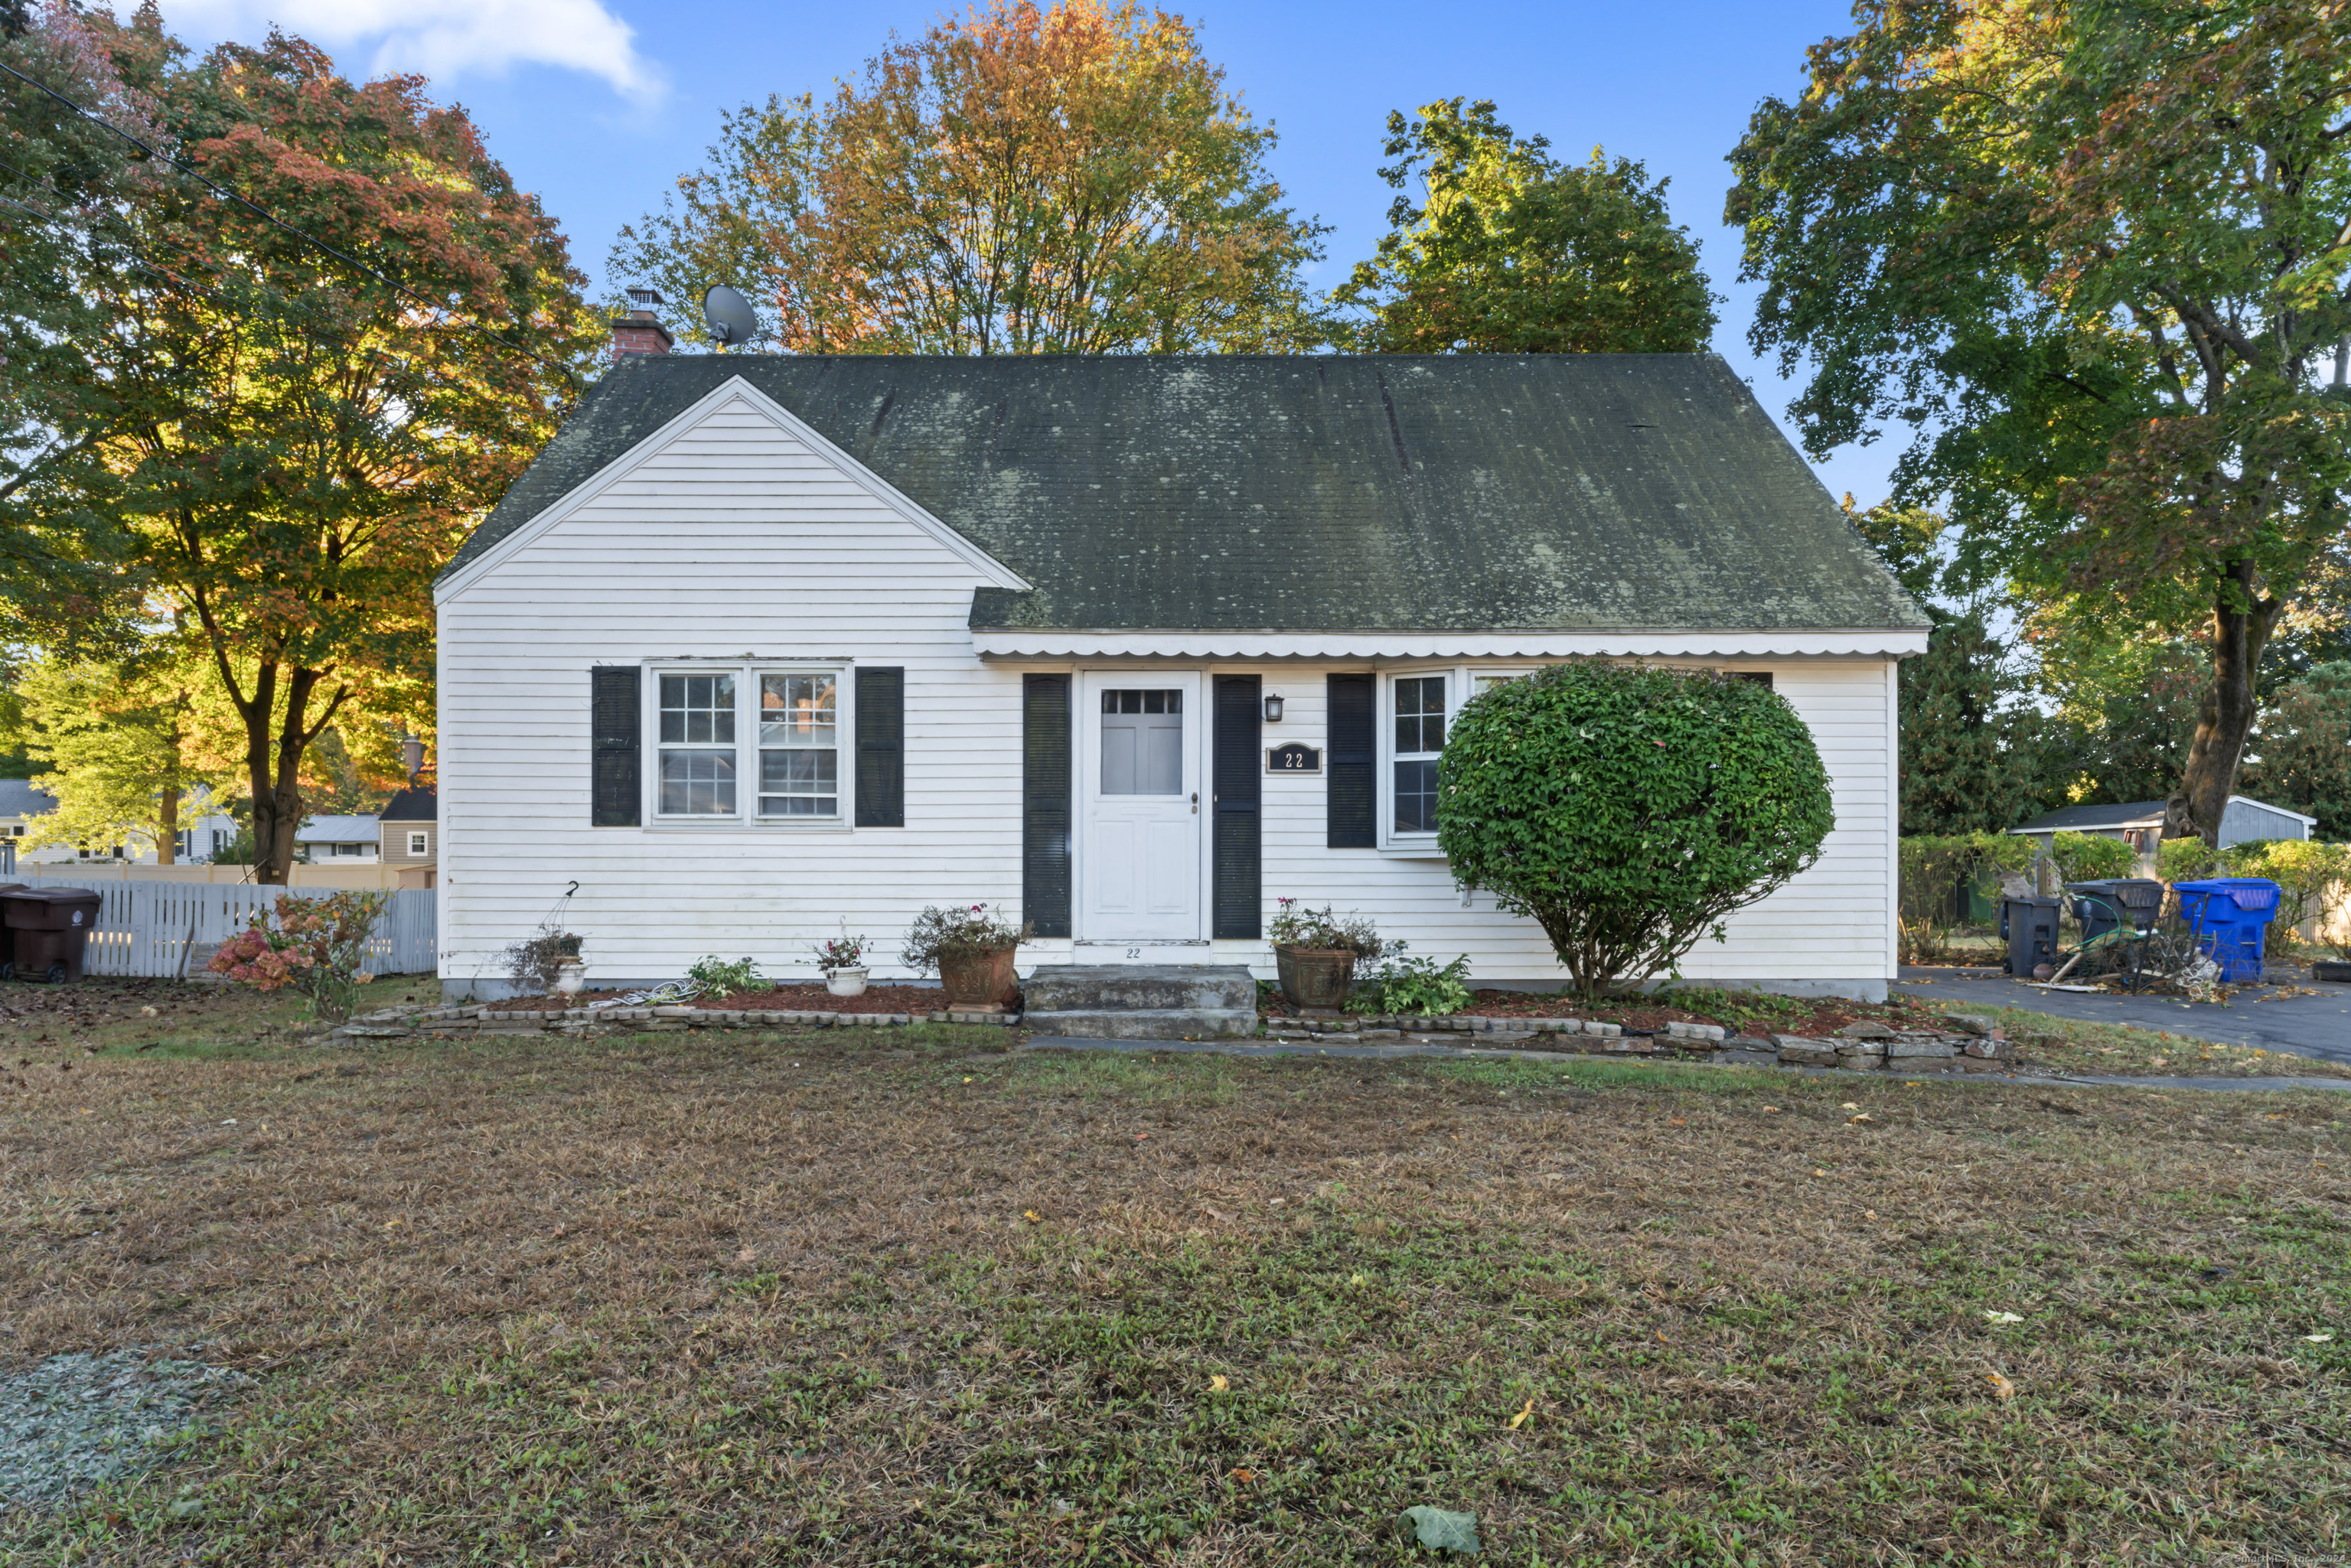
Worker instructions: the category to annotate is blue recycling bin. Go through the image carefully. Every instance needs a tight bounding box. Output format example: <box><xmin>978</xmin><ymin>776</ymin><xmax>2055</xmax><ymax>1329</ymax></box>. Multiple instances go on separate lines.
<box><xmin>2172</xmin><ymin>878</ymin><xmax>2282</xmax><ymax>983</ymax></box>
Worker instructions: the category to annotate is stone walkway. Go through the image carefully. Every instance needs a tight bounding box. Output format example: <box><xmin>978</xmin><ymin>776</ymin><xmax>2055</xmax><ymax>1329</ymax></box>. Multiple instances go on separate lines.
<box><xmin>1018</xmin><ymin>1036</ymin><xmax>2351</xmax><ymax>1092</ymax></box>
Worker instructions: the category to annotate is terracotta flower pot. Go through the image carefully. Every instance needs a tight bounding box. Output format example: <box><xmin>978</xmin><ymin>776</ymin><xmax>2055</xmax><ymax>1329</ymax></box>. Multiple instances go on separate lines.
<box><xmin>940</xmin><ymin>946</ymin><xmax>1019</xmax><ymax>1007</ymax></box>
<box><xmin>1274</xmin><ymin>945</ymin><xmax>1356</xmax><ymax>1009</ymax></box>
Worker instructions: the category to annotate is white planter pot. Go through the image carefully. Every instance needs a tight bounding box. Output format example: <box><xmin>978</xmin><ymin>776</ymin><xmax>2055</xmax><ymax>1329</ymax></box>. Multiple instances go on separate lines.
<box><xmin>554</xmin><ymin>960</ymin><xmax>585</xmax><ymax>997</ymax></box>
<box><xmin>825</xmin><ymin>967</ymin><xmax>869</xmax><ymax>997</ymax></box>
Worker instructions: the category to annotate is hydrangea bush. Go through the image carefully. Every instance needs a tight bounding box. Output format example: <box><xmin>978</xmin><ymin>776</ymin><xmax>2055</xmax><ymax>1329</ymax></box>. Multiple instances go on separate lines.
<box><xmin>208</xmin><ymin>891</ymin><xmax>389</xmax><ymax>1022</ymax></box>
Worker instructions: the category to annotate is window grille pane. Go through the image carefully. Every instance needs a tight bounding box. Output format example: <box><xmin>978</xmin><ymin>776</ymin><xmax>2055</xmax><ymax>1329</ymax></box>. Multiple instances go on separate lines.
<box><xmin>660</xmin><ymin>673</ymin><xmax>735</xmax><ymax>746</ymax></box>
<box><xmin>760</xmin><ymin>673</ymin><xmax>836</xmax><ymax>746</ymax></box>
<box><xmin>1395</xmin><ymin>676</ymin><xmax>1446</xmax><ymax>756</ymax></box>
<box><xmin>1394</xmin><ymin>759</ymin><xmax>1440</xmax><ymax>833</ymax></box>
<box><xmin>758</xmin><ymin>748</ymin><xmax>838</xmax><ymax>817</ymax></box>
<box><xmin>658</xmin><ymin>750</ymin><xmax>737</xmax><ymax>815</ymax></box>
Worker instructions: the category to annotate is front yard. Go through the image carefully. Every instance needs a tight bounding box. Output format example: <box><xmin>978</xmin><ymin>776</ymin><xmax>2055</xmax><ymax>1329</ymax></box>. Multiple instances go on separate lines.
<box><xmin>2</xmin><ymin>984</ymin><xmax>2348</xmax><ymax>1563</ymax></box>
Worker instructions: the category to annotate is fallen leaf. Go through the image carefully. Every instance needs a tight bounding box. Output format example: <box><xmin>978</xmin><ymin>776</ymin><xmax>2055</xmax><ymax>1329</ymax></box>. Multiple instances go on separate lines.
<box><xmin>1841</xmin><ymin>1102</ymin><xmax>1859</xmax><ymax>1110</ymax></box>
<box><xmin>1984</xmin><ymin>1311</ymin><xmax>2023</xmax><ymax>1324</ymax></box>
<box><xmin>1761</xmin><ymin>1105</ymin><xmax>1779</xmax><ymax>1113</ymax></box>
<box><xmin>1813</xmin><ymin>1169</ymin><xmax>1829</xmax><ymax>1177</ymax></box>
<box><xmin>1984</xmin><ymin>1370</ymin><xmax>2016</xmax><ymax>1400</ymax></box>
<box><xmin>733</xmin><ymin>1247</ymin><xmax>757</xmax><ymax>1264</ymax></box>
<box><xmin>1666</xmin><ymin>1117</ymin><xmax>1687</xmax><ymax>1126</ymax></box>
<box><xmin>2304</xmin><ymin>1332</ymin><xmax>2335</xmax><ymax>1344</ymax></box>
<box><xmin>1850</xmin><ymin>1113</ymin><xmax>1874</xmax><ymax>1124</ymax></box>
<box><xmin>1506</xmin><ymin>1397</ymin><xmax>1534</xmax><ymax>1430</ymax></box>
<box><xmin>1022</xmin><ymin>1210</ymin><xmax>1043</xmax><ymax>1224</ymax></box>
<box><xmin>1209</xmin><ymin>1374</ymin><xmax>1229</xmax><ymax>1392</ymax></box>
<box><xmin>1231</xmin><ymin>1468</ymin><xmax>1254</xmax><ymax>1483</ymax></box>
<box><xmin>1202</xmin><ymin>1204</ymin><xmax>1235</xmax><ymax>1224</ymax></box>
<box><xmin>1399</xmin><ymin>1505</ymin><xmax>1481</xmax><ymax>1554</ymax></box>
<box><xmin>1864</xmin><ymin>1209</ymin><xmax>1878</xmax><ymax>1220</ymax></box>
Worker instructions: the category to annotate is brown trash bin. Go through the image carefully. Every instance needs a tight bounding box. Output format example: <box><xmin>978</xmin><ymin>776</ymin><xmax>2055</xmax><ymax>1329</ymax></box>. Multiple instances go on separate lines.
<box><xmin>2</xmin><ymin>886</ymin><xmax>103</xmax><ymax>983</ymax></box>
<box><xmin>0</xmin><ymin>884</ymin><xmax>24</xmax><ymax>975</ymax></box>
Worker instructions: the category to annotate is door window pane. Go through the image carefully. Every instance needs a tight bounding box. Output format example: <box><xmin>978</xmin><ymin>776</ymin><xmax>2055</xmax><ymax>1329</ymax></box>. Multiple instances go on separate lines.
<box><xmin>1101</xmin><ymin>690</ymin><xmax>1183</xmax><ymax>794</ymax></box>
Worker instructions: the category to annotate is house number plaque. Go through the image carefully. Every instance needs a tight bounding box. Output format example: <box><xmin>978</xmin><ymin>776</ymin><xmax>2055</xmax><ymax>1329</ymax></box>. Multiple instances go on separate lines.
<box><xmin>1266</xmin><ymin>743</ymin><xmax>1321</xmax><ymax>774</ymax></box>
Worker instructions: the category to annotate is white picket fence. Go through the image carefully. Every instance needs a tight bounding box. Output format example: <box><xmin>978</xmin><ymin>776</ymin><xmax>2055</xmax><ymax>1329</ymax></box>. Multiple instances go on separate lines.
<box><xmin>8</xmin><ymin>871</ymin><xmax>436</xmax><ymax>979</ymax></box>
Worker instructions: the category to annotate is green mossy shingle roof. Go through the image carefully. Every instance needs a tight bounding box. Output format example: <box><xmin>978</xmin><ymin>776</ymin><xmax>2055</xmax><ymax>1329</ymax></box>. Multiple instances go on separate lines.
<box><xmin>444</xmin><ymin>353</ymin><xmax>1929</xmax><ymax>634</ymax></box>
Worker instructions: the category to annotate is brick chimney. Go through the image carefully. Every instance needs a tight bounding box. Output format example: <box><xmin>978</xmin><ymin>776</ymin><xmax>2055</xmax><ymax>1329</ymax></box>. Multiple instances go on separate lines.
<box><xmin>611</xmin><ymin>286</ymin><xmax>673</xmax><ymax>358</ymax></box>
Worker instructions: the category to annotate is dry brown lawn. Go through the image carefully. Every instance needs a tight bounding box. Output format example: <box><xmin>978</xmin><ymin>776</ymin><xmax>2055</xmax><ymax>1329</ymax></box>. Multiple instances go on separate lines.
<box><xmin>2</xmin><ymin>989</ymin><xmax>2348</xmax><ymax>1564</ymax></box>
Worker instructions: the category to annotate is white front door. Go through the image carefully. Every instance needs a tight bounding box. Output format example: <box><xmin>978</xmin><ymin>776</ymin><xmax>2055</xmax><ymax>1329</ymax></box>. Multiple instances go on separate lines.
<box><xmin>1078</xmin><ymin>672</ymin><xmax>1202</xmax><ymax>943</ymax></box>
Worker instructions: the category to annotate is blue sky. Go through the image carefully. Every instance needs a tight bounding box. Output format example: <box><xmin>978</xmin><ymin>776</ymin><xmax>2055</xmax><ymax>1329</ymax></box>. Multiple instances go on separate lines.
<box><xmin>161</xmin><ymin>0</ymin><xmax>1896</xmax><ymax>503</ymax></box>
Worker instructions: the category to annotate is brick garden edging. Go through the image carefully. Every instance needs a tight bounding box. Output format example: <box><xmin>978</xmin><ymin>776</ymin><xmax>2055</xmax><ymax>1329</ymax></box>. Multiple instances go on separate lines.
<box><xmin>332</xmin><ymin>1005</ymin><xmax>2011</xmax><ymax>1076</ymax></box>
<box><xmin>1260</xmin><ymin>1013</ymin><xmax>2016</xmax><ymax>1073</ymax></box>
<box><xmin>331</xmin><ymin>1003</ymin><xmax>1016</xmax><ymax>1039</ymax></box>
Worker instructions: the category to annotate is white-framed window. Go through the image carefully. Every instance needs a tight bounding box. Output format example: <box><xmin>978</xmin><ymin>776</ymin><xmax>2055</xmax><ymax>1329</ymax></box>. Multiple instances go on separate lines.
<box><xmin>407</xmin><ymin>830</ymin><xmax>429</xmax><ymax>856</ymax></box>
<box><xmin>650</xmin><ymin>664</ymin><xmax>846</xmax><ymax>825</ymax></box>
<box><xmin>332</xmin><ymin>841</ymin><xmax>362</xmax><ymax>857</ymax></box>
<box><xmin>657</xmin><ymin>671</ymin><xmax>738</xmax><ymax>817</ymax></box>
<box><xmin>1391</xmin><ymin>673</ymin><xmax>1446</xmax><ymax>836</ymax></box>
<box><xmin>757</xmin><ymin>672</ymin><xmax>838</xmax><ymax>818</ymax></box>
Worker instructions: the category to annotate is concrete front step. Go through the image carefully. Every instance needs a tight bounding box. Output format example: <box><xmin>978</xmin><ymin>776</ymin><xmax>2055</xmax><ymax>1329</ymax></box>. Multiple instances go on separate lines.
<box><xmin>1022</xmin><ymin>1007</ymin><xmax>1260</xmax><ymax>1039</ymax></box>
<box><xmin>1020</xmin><ymin>964</ymin><xmax>1260</xmax><ymax>1040</ymax></box>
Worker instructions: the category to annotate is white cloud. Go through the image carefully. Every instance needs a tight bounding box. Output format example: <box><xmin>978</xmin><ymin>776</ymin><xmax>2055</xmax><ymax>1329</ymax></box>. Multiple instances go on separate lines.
<box><xmin>168</xmin><ymin>0</ymin><xmax>666</xmax><ymax>103</ymax></box>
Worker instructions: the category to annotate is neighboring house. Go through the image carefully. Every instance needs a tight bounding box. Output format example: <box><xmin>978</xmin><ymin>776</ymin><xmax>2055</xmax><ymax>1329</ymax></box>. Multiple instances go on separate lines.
<box><xmin>0</xmin><ymin>779</ymin><xmax>234</xmax><ymax>869</ymax></box>
<box><xmin>0</xmin><ymin>780</ymin><xmax>57</xmax><ymax>873</ymax></box>
<box><xmin>432</xmin><ymin>352</ymin><xmax>1932</xmax><ymax>1002</ymax></box>
<box><xmin>379</xmin><ymin>785</ymin><xmax>437</xmax><ymax>886</ymax></box>
<box><xmin>2012</xmin><ymin>795</ymin><xmax>2316</xmax><ymax>873</ymax></box>
<box><xmin>297</xmin><ymin>814</ymin><xmax>381</xmax><ymax>862</ymax></box>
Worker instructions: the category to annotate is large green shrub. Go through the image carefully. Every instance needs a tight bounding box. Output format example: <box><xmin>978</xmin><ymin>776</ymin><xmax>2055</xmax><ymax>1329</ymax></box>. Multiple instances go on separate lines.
<box><xmin>1438</xmin><ymin>663</ymin><xmax>1834</xmax><ymax>998</ymax></box>
<box><xmin>2050</xmin><ymin>830</ymin><xmax>2137</xmax><ymax>885</ymax></box>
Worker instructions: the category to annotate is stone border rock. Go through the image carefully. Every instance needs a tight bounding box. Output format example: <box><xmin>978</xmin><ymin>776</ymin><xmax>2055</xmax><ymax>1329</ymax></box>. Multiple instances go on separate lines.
<box><xmin>1258</xmin><ymin>1012</ymin><xmax>2014</xmax><ymax>1074</ymax></box>
<box><xmin>330</xmin><ymin>1003</ymin><xmax>1018</xmax><ymax>1041</ymax></box>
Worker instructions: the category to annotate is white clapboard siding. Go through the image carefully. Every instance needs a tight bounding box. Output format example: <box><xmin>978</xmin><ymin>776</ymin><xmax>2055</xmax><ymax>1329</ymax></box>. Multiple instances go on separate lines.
<box><xmin>9</xmin><ymin>872</ymin><xmax>436</xmax><ymax>978</ymax></box>
<box><xmin>438</xmin><ymin>385</ymin><xmax>1899</xmax><ymax>995</ymax></box>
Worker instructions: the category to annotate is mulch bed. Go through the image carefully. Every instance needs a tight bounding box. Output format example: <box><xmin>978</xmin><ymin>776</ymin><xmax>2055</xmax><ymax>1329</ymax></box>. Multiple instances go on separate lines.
<box><xmin>487</xmin><ymin>984</ymin><xmax>954</xmax><ymax>1016</ymax></box>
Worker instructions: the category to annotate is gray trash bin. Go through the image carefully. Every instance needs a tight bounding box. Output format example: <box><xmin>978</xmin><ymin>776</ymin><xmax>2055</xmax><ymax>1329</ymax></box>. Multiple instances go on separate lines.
<box><xmin>2001</xmin><ymin>895</ymin><xmax>2060</xmax><ymax>977</ymax></box>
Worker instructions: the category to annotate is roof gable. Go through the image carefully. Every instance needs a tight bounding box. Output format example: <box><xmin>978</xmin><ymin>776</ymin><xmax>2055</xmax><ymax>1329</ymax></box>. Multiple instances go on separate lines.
<box><xmin>444</xmin><ymin>354</ymin><xmax>1930</xmax><ymax>634</ymax></box>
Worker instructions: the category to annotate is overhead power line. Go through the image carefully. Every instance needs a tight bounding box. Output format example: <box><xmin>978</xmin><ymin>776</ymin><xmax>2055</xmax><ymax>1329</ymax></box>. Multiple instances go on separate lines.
<box><xmin>0</xmin><ymin>56</ymin><xmax>585</xmax><ymax>386</ymax></box>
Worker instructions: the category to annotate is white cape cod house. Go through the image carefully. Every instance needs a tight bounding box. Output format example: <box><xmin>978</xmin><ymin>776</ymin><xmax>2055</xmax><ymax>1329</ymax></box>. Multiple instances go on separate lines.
<box><xmin>432</xmin><ymin>353</ymin><xmax>1929</xmax><ymax>1001</ymax></box>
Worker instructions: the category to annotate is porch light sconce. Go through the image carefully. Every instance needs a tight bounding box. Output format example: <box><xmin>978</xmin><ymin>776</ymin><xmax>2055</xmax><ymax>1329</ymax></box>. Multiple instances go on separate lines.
<box><xmin>1262</xmin><ymin>691</ymin><xmax>1284</xmax><ymax>723</ymax></box>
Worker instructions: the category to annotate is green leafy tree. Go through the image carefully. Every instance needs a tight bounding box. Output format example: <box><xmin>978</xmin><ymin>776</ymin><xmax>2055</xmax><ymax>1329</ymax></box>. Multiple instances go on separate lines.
<box><xmin>1845</xmin><ymin>497</ymin><xmax>2053</xmax><ymax>831</ymax></box>
<box><xmin>2245</xmin><ymin>660</ymin><xmax>2351</xmax><ymax>838</ymax></box>
<box><xmin>1438</xmin><ymin>663</ymin><xmax>1834</xmax><ymax>998</ymax></box>
<box><xmin>5</xmin><ymin>12</ymin><xmax>591</xmax><ymax>882</ymax></box>
<box><xmin>611</xmin><ymin>0</ymin><xmax>1327</xmax><ymax>354</ymax></box>
<box><xmin>1335</xmin><ymin>98</ymin><xmax>1716</xmax><ymax>354</ymax></box>
<box><xmin>5</xmin><ymin>654</ymin><xmax>222</xmax><ymax>862</ymax></box>
<box><xmin>1729</xmin><ymin>0</ymin><xmax>2351</xmax><ymax>850</ymax></box>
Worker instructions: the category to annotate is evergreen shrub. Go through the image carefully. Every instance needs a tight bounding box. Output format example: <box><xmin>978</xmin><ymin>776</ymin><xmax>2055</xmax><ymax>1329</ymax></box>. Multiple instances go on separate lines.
<box><xmin>1437</xmin><ymin>662</ymin><xmax>1834</xmax><ymax>998</ymax></box>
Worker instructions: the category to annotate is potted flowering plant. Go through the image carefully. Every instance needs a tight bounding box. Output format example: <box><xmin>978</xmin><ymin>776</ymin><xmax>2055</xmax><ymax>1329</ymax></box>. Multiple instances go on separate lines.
<box><xmin>814</xmin><ymin>928</ymin><xmax>871</xmax><ymax>997</ymax></box>
<box><xmin>902</xmin><ymin>903</ymin><xmax>1030</xmax><ymax>1007</ymax></box>
<box><xmin>1268</xmin><ymin>898</ymin><xmax>1383</xmax><ymax>1011</ymax></box>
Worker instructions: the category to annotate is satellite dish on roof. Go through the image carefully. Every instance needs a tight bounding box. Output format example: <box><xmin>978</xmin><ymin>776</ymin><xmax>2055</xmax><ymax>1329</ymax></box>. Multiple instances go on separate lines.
<box><xmin>703</xmin><ymin>285</ymin><xmax>759</xmax><ymax>349</ymax></box>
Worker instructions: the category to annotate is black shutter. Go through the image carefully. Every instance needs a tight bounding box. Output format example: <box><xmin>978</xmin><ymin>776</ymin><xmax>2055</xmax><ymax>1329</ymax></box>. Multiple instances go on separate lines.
<box><xmin>1022</xmin><ymin>674</ymin><xmax>1071</xmax><ymax>938</ymax></box>
<box><xmin>1327</xmin><ymin>672</ymin><xmax>1375</xmax><ymax>848</ymax></box>
<box><xmin>1212</xmin><ymin>675</ymin><xmax>1261</xmax><ymax>939</ymax></box>
<box><xmin>854</xmin><ymin>667</ymin><xmax>905</xmax><ymax>826</ymax></box>
<box><xmin>591</xmin><ymin>666</ymin><xmax>641</xmax><ymax>826</ymax></box>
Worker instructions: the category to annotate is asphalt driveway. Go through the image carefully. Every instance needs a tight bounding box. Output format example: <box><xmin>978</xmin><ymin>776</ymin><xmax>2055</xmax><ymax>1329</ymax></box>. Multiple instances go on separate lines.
<box><xmin>1896</xmin><ymin>966</ymin><xmax>2351</xmax><ymax>1064</ymax></box>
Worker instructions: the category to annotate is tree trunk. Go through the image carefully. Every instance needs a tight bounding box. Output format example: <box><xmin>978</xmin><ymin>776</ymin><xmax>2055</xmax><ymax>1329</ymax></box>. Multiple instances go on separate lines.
<box><xmin>236</xmin><ymin>664</ymin><xmax>345</xmax><ymax>885</ymax></box>
<box><xmin>155</xmin><ymin>765</ymin><xmax>178</xmax><ymax>865</ymax></box>
<box><xmin>2163</xmin><ymin>561</ymin><xmax>2283</xmax><ymax>849</ymax></box>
